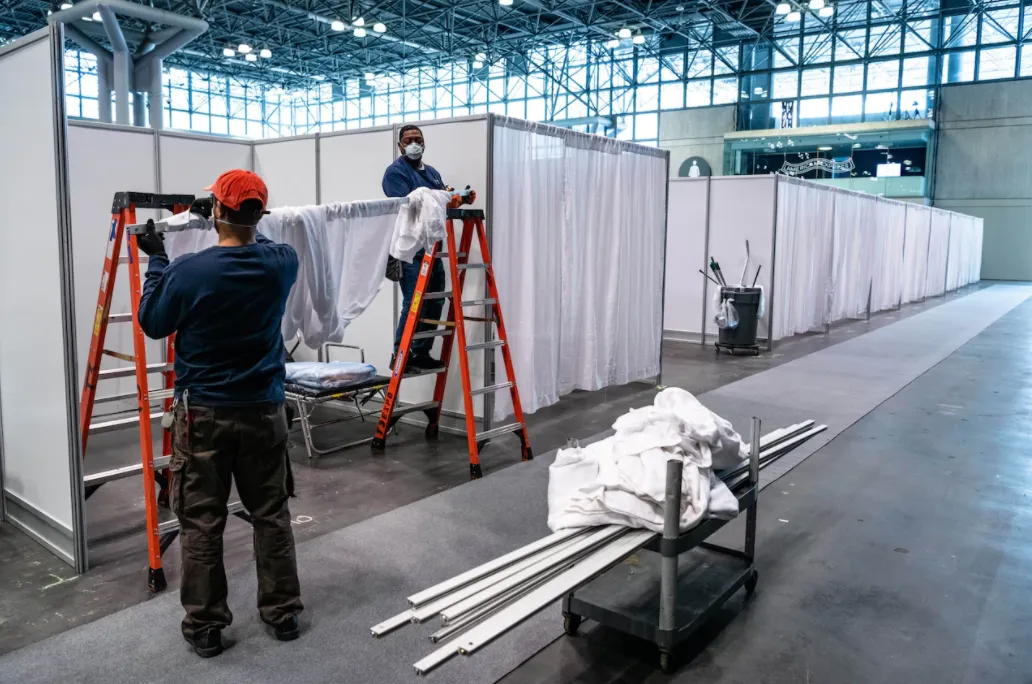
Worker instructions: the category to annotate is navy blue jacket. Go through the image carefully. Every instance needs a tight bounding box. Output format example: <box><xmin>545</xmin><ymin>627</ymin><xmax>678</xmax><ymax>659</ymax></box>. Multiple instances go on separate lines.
<box><xmin>137</xmin><ymin>233</ymin><xmax>299</xmax><ymax>406</ymax></box>
<box><xmin>382</xmin><ymin>156</ymin><xmax>446</xmax><ymax>197</ymax></box>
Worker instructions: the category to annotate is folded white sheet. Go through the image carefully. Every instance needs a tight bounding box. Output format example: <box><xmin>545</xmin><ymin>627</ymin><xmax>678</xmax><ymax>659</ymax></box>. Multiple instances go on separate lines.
<box><xmin>389</xmin><ymin>188</ymin><xmax>452</xmax><ymax>263</ymax></box>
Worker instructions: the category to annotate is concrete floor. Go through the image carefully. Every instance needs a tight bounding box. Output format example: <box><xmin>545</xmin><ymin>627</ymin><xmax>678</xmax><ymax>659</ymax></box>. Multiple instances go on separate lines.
<box><xmin>500</xmin><ymin>294</ymin><xmax>1032</xmax><ymax>684</ymax></box>
<box><xmin>0</xmin><ymin>285</ymin><xmax>988</xmax><ymax>657</ymax></box>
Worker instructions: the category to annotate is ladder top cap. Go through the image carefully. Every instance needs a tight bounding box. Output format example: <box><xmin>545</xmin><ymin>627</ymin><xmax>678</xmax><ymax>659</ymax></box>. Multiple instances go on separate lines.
<box><xmin>112</xmin><ymin>192</ymin><xmax>197</xmax><ymax>213</ymax></box>
<box><xmin>447</xmin><ymin>208</ymin><xmax>486</xmax><ymax>220</ymax></box>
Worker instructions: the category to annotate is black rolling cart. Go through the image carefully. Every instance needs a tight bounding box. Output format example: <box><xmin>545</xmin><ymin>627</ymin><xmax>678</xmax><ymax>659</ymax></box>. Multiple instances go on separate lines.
<box><xmin>714</xmin><ymin>287</ymin><xmax>762</xmax><ymax>356</ymax></box>
<box><xmin>561</xmin><ymin>418</ymin><xmax>762</xmax><ymax>673</ymax></box>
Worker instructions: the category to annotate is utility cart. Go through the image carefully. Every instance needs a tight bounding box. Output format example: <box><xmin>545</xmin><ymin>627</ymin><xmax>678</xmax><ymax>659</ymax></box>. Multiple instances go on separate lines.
<box><xmin>561</xmin><ymin>417</ymin><xmax>762</xmax><ymax>673</ymax></box>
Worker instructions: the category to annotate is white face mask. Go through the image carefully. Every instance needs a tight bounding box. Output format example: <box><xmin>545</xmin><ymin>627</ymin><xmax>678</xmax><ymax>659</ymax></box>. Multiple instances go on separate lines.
<box><xmin>404</xmin><ymin>142</ymin><xmax>423</xmax><ymax>160</ymax></box>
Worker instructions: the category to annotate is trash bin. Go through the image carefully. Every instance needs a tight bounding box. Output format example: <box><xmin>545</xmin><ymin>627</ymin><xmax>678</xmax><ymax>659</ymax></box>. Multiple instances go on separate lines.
<box><xmin>717</xmin><ymin>287</ymin><xmax>761</xmax><ymax>355</ymax></box>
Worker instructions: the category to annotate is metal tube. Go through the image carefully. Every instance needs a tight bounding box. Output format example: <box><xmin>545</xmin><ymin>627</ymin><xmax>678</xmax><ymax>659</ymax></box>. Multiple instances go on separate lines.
<box><xmin>658</xmin><ymin>458</ymin><xmax>682</xmax><ymax>633</ymax></box>
<box><xmin>701</xmin><ymin>176</ymin><xmax>712</xmax><ymax>346</ymax></box>
<box><xmin>745</xmin><ymin>417</ymin><xmax>761</xmax><ymax>560</ymax></box>
<box><xmin>406</xmin><ymin>527</ymin><xmax>586</xmax><ymax>607</ymax></box>
<box><xmin>454</xmin><ymin>530</ymin><xmax>655</xmax><ymax>656</ymax></box>
<box><xmin>723</xmin><ymin>424</ymin><xmax>828</xmax><ymax>485</ymax></box>
<box><xmin>370</xmin><ymin>610</ymin><xmax>413</xmax><ymax>638</ymax></box>
<box><xmin>149</xmin><ymin>59</ymin><xmax>163</xmax><ymax>131</ymax></box>
<box><xmin>97</xmin><ymin>57</ymin><xmax>112</xmax><ymax>124</ymax></box>
<box><xmin>48</xmin><ymin>0</ymin><xmax>209</xmax><ymax>33</ymax></box>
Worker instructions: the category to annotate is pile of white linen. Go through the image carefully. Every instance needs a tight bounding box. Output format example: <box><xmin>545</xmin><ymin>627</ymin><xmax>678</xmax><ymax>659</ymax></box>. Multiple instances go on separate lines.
<box><xmin>389</xmin><ymin>187</ymin><xmax>452</xmax><ymax>263</ymax></box>
<box><xmin>547</xmin><ymin>387</ymin><xmax>748</xmax><ymax>534</ymax></box>
<box><xmin>163</xmin><ymin>198</ymin><xmax>400</xmax><ymax>349</ymax></box>
<box><xmin>285</xmin><ymin>361</ymin><xmax>377</xmax><ymax>391</ymax></box>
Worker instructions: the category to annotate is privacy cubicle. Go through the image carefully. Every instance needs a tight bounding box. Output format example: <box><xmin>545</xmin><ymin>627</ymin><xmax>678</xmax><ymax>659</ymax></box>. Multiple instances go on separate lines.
<box><xmin>663</xmin><ymin>174</ymin><xmax>983</xmax><ymax>344</ymax></box>
<box><xmin>0</xmin><ymin>27</ymin><xmax>670</xmax><ymax>571</ymax></box>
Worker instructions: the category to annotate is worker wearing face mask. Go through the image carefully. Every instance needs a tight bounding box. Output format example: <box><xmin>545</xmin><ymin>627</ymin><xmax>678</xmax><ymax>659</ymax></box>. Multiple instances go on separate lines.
<box><xmin>382</xmin><ymin>125</ymin><xmax>449</xmax><ymax>372</ymax></box>
<box><xmin>135</xmin><ymin>169</ymin><xmax>303</xmax><ymax>659</ymax></box>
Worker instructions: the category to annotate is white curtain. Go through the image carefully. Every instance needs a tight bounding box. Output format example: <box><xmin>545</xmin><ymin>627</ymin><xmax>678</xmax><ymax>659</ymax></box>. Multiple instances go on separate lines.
<box><xmin>491</xmin><ymin>117</ymin><xmax>666</xmax><ymax>421</ymax></box>
<box><xmin>829</xmin><ymin>189</ymin><xmax>876</xmax><ymax>320</ymax></box>
<box><xmin>772</xmin><ymin>177</ymin><xmax>834</xmax><ymax>339</ymax></box>
<box><xmin>925</xmin><ymin>209</ymin><xmax>951</xmax><ymax>297</ymax></box>
<box><xmin>870</xmin><ymin>198</ymin><xmax>907</xmax><ymax>313</ymax></box>
<box><xmin>901</xmin><ymin>204</ymin><xmax>931</xmax><ymax>303</ymax></box>
<box><xmin>164</xmin><ymin>198</ymin><xmax>398</xmax><ymax>348</ymax></box>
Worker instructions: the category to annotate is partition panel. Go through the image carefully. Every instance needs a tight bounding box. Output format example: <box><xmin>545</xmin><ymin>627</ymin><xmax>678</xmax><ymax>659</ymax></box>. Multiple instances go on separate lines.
<box><xmin>902</xmin><ymin>204</ymin><xmax>932</xmax><ymax>303</ymax></box>
<box><xmin>704</xmin><ymin>176</ymin><xmax>776</xmax><ymax>337</ymax></box>
<box><xmin>663</xmin><ymin>178</ymin><xmax>710</xmax><ymax>339</ymax></box>
<box><xmin>318</xmin><ymin>129</ymin><xmax>397</xmax><ymax>375</ymax></box>
<box><xmin>926</xmin><ymin>210</ymin><xmax>952</xmax><ymax>297</ymax></box>
<box><xmin>0</xmin><ymin>29</ymin><xmax>81</xmax><ymax>567</ymax></box>
<box><xmin>254</xmin><ymin>138</ymin><xmax>318</xmax><ymax>207</ymax></box>
<box><xmin>159</xmin><ymin>133</ymin><xmax>252</xmax><ymax>196</ymax></box>
<box><xmin>67</xmin><ymin>123</ymin><xmax>160</xmax><ymax>415</ymax></box>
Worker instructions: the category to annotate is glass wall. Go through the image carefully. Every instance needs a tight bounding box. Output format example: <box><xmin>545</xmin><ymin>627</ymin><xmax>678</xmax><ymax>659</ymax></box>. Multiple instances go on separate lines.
<box><xmin>63</xmin><ymin>0</ymin><xmax>1032</xmax><ymax>142</ymax></box>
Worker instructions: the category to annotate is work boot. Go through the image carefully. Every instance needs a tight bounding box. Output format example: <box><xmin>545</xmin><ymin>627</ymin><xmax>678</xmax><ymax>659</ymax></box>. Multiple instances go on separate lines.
<box><xmin>389</xmin><ymin>353</ymin><xmax>422</xmax><ymax>375</ymax></box>
<box><xmin>273</xmin><ymin>615</ymin><xmax>301</xmax><ymax>642</ymax></box>
<box><xmin>408</xmin><ymin>354</ymin><xmax>445</xmax><ymax>371</ymax></box>
<box><xmin>187</xmin><ymin>628</ymin><xmax>224</xmax><ymax>658</ymax></box>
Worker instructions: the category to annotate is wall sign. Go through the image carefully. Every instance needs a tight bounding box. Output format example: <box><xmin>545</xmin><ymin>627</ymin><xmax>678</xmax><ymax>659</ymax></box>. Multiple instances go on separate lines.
<box><xmin>677</xmin><ymin>156</ymin><xmax>712</xmax><ymax>178</ymax></box>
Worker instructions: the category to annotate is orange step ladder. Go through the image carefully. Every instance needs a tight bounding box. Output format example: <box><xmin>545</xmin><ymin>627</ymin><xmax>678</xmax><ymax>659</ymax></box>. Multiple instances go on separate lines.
<box><xmin>371</xmin><ymin>208</ymin><xmax>532</xmax><ymax>479</ymax></box>
<box><xmin>80</xmin><ymin>191</ymin><xmax>250</xmax><ymax>592</ymax></box>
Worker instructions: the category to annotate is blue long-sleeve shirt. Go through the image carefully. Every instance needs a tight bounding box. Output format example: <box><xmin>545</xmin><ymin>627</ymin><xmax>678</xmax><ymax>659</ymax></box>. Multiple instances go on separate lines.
<box><xmin>382</xmin><ymin>156</ymin><xmax>446</xmax><ymax>197</ymax></box>
<box><xmin>137</xmin><ymin>233</ymin><xmax>299</xmax><ymax>406</ymax></box>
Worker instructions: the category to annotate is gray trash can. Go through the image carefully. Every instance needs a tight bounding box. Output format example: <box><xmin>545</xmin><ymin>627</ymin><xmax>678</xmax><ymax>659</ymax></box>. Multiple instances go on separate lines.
<box><xmin>716</xmin><ymin>287</ymin><xmax>761</xmax><ymax>355</ymax></box>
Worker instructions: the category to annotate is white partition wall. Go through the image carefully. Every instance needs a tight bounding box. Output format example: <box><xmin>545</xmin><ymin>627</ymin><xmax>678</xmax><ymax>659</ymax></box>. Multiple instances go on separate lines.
<box><xmin>664</xmin><ymin>175</ymin><xmax>984</xmax><ymax>348</ymax></box>
<box><xmin>0</xmin><ymin>28</ymin><xmax>85</xmax><ymax>569</ymax></box>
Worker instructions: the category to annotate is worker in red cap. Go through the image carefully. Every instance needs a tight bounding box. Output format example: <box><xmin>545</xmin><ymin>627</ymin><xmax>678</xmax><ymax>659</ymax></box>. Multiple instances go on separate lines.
<box><xmin>136</xmin><ymin>169</ymin><xmax>304</xmax><ymax>658</ymax></box>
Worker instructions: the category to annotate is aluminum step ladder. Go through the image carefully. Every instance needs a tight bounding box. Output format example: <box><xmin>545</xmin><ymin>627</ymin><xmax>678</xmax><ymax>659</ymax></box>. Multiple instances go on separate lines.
<box><xmin>371</xmin><ymin>208</ymin><xmax>532</xmax><ymax>479</ymax></box>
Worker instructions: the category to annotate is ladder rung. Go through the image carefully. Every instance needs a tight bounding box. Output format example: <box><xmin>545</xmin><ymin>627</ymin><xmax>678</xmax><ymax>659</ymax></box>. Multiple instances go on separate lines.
<box><xmin>99</xmin><ymin>362</ymin><xmax>174</xmax><ymax>380</ymax></box>
<box><xmin>466</xmin><ymin>340</ymin><xmax>505</xmax><ymax>351</ymax></box>
<box><xmin>477</xmin><ymin>423</ymin><xmax>524</xmax><ymax>441</ymax></box>
<box><xmin>423</xmin><ymin>291</ymin><xmax>453</xmax><ymax>300</ymax></box>
<box><xmin>470</xmin><ymin>382</ymin><xmax>514</xmax><ymax>397</ymax></box>
<box><xmin>89</xmin><ymin>410</ymin><xmax>163</xmax><ymax>434</ymax></box>
<box><xmin>458</xmin><ymin>263</ymin><xmax>488</xmax><ymax>270</ymax></box>
<box><xmin>391</xmin><ymin>401</ymin><xmax>439</xmax><ymax>418</ymax></box>
<box><xmin>412</xmin><ymin>329</ymin><xmax>453</xmax><ymax>340</ymax></box>
<box><xmin>108</xmin><ymin>312</ymin><xmax>133</xmax><ymax>323</ymax></box>
<box><xmin>159</xmin><ymin>500</ymin><xmax>245</xmax><ymax>534</ymax></box>
<box><xmin>461</xmin><ymin>298</ymin><xmax>496</xmax><ymax>307</ymax></box>
<box><xmin>94</xmin><ymin>388</ymin><xmax>175</xmax><ymax>404</ymax></box>
<box><xmin>83</xmin><ymin>455</ymin><xmax>171</xmax><ymax>486</ymax></box>
<box><xmin>435</xmin><ymin>252</ymin><xmax>467</xmax><ymax>259</ymax></box>
<box><xmin>118</xmin><ymin>255</ymin><xmax>149</xmax><ymax>264</ymax></box>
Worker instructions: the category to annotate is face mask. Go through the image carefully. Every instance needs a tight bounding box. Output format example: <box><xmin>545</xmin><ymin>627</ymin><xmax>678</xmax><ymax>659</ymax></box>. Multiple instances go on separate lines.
<box><xmin>404</xmin><ymin>142</ymin><xmax>423</xmax><ymax>160</ymax></box>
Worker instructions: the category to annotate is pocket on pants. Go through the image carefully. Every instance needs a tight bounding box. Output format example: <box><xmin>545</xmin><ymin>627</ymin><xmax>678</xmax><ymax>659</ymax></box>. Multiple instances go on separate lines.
<box><xmin>168</xmin><ymin>453</ymin><xmax>187</xmax><ymax>516</ymax></box>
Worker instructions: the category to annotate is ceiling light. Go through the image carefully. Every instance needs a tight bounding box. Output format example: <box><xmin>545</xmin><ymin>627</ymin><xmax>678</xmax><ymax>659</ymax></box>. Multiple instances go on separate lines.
<box><xmin>676</xmin><ymin>4</ymin><xmax>685</xmax><ymax>10</ymax></box>
<box><xmin>59</xmin><ymin>2</ymin><xmax>72</xmax><ymax>8</ymax></box>
<box><xmin>373</xmin><ymin>22</ymin><xmax>387</xmax><ymax>32</ymax></box>
<box><xmin>91</xmin><ymin>11</ymin><xmax>101</xmax><ymax>20</ymax></box>
<box><xmin>238</xmin><ymin>43</ymin><xmax>252</xmax><ymax>53</ymax></box>
<box><xmin>354</xmin><ymin>27</ymin><xmax>367</xmax><ymax>37</ymax></box>
<box><xmin>618</xmin><ymin>27</ymin><xmax>632</xmax><ymax>39</ymax></box>
<box><xmin>364</xmin><ymin>72</ymin><xmax>375</xmax><ymax>80</ymax></box>
<box><xmin>472</xmin><ymin>60</ymin><xmax>484</xmax><ymax>68</ymax></box>
<box><xmin>632</xmin><ymin>32</ymin><xmax>646</xmax><ymax>44</ymax></box>
<box><xmin>499</xmin><ymin>0</ymin><xmax>514</xmax><ymax>5</ymax></box>
<box><xmin>259</xmin><ymin>48</ymin><xmax>272</xmax><ymax>58</ymax></box>
<box><xmin>606</xmin><ymin>39</ymin><xmax>620</xmax><ymax>48</ymax></box>
<box><xmin>475</xmin><ymin>52</ymin><xmax>487</xmax><ymax>60</ymax></box>
<box><xmin>331</xmin><ymin>20</ymin><xmax>346</xmax><ymax>31</ymax></box>
<box><xmin>808</xmin><ymin>0</ymin><xmax>825</xmax><ymax>9</ymax></box>
<box><xmin>852</xmin><ymin>143</ymin><xmax>861</xmax><ymax>148</ymax></box>
<box><xmin>245</xmin><ymin>53</ymin><xmax>258</xmax><ymax>62</ymax></box>
<box><xmin>222</xmin><ymin>47</ymin><xmax>235</xmax><ymax>57</ymax></box>
<box><xmin>818</xmin><ymin>146</ymin><xmax>832</xmax><ymax>151</ymax></box>
<box><xmin>311</xmin><ymin>74</ymin><xmax>325</xmax><ymax>81</ymax></box>
<box><xmin>775</xmin><ymin>2</ymin><xmax>791</xmax><ymax>14</ymax></box>
<box><xmin>819</xmin><ymin>5</ymin><xmax>834</xmax><ymax>16</ymax></box>
<box><xmin>754</xmin><ymin>86</ymin><xmax>763</xmax><ymax>94</ymax></box>
<box><xmin>786</xmin><ymin>10</ymin><xmax>802</xmax><ymax>21</ymax></box>
<box><xmin>352</xmin><ymin>17</ymin><xmax>365</xmax><ymax>26</ymax></box>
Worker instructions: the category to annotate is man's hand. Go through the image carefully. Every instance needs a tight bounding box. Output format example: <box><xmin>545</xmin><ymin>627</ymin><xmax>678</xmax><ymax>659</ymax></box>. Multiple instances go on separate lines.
<box><xmin>136</xmin><ymin>220</ymin><xmax>166</xmax><ymax>257</ymax></box>
<box><xmin>463</xmin><ymin>186</ymin><xmax>477</xmax><ymax>206</ymax></box>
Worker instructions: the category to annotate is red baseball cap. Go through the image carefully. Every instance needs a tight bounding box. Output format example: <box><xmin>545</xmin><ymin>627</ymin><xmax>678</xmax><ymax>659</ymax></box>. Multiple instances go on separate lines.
<box><xmin>205</xmin><ymin>169</ymin><xmax>268</xmax><ymax>211</ymax></box>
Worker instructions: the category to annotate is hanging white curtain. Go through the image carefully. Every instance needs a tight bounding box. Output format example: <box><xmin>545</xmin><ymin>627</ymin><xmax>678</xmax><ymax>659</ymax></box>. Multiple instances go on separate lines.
<box><xmin>945</xmin><ymin>213</ymin><xmax>965</xmax><ymax>292</ymax></box>
<box><xmin>901</xmin><ymin>204</ymin><xmax>931</xmax><ymax>303</ymax></box>
<box><xmin>970</xmin><ymin>217</ymin><xmax>984</xmax><ymax>284</ymax></box>
<box><xmin>925</xmin><ymin>209</ymin><xmax>951</xmax><ymax>297</ymax></box>
<box><xmin>772</xmin><ymin>177</ymin><xmax>835</xmax><ymax>339</ymax></box>
<box><xmin>164</xmin><ymin>198</ymin><xmax>398</xmax><ymax>348</ymax></box>
<box><xmin>829</xmin><ymin>189</ymin><xmax>876</xmax><ymax>320</ymax></box>
<box><xmin>491</xmin><ymin>117</ymin><xmax>667</xmax><ymax>421</ymax></box>
<box><xmin>870</xmin><ymin>198</ymin><xmax>907</xmax><ymax>313</ymax></box>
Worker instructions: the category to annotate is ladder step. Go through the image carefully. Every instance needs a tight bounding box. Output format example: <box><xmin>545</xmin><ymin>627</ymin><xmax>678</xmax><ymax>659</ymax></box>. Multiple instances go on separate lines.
<box><xmin>391</xmin><ymin>401</ymin><xmax>439</xmax><ymax>419</ymax></box>
<box><xmin>89</xmin><ymin>410</ymin><xmax>164</xmax><ymax>434</ymax></box>
<box><xmin>458</xmin><ymin>263</ymin><xmax>488</xmax><ymax>270</ymax></box>
<box><xmin>119</xmin><ymin>255</ymin><xmax>149</xmax><ymax>264</ymax></box>
<box><xmin>108</xmin><ymin>312</ymin><xmax>133</xmax><ymax>323</ymax></box>
<box><xmin>466</xmin><ymin>340</ymin><xmax>506</xmax><ymax>351</ymax></box>
<box><xmin>470</xmin><ymin>381</ymin><xmax>514</xmax><ymax>397</ymax></box>
<box><xmin>159</xmin><ymin>500</ymin><xmax>246</xmax><ymax>535</ymax></box>
<box><xmin>423</xmin><ymin>291</ymin><xmax>453</xmax><ymax>300</ymax></box>
<box><xmin>84</xmin><ymin>455</ymin><xmax>171</xmax><ymax>486</ymax></box>
<box><xmin>461</xmin><ymin>298</ymin><xmax>496</xmax><ymax>307</ymax></box>
<box><xmin>412</xmin><ymin>329</ymin><xmax>453</xmax><ymax>340</ymax></box>
<box><xmin>476</xmin><ymin>423</ymin><xmax>524</xmax><ymax>441</ymax></box>
<box><xmin>435</xmin><ymin>252</ymin><xmax>467</xmax><ymax>259</ymax></box>
<box><xmin>99</xmin><ymin>362</ymin><xmax>174</xmax><ymax>380</ymax></box>
<box><xmin>95</xmin><ymin>388</ymin><xmax>175</xmax><ymax>404</ymax></box>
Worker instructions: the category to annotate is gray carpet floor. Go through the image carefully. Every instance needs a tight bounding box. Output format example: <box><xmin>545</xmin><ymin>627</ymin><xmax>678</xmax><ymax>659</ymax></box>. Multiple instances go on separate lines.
<box><xmin>0</xmin><ymin>285</ymin><xmax>1028</xmax><ymax>684</ymax></box>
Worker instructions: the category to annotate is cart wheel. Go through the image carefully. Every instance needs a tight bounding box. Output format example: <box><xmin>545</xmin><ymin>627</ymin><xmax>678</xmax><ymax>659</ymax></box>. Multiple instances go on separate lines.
<box><xmin>659</xmin><ymin>650</ymin><xmax>673</xmax><ymax>673</ymax></box>
<box><xmin>753</xmin><ymin>349</ymin><xmax>760</xmax><ymax>356</ymax></box>
<box><xmin>563</xmin><ymin>613</ymin><xmax>582</xmax><ymax>636</ymax></box>
<box><xmin>745</xmin><ymin>569</ymin><xmax>759</xmax><ymax>596</ymax></box>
